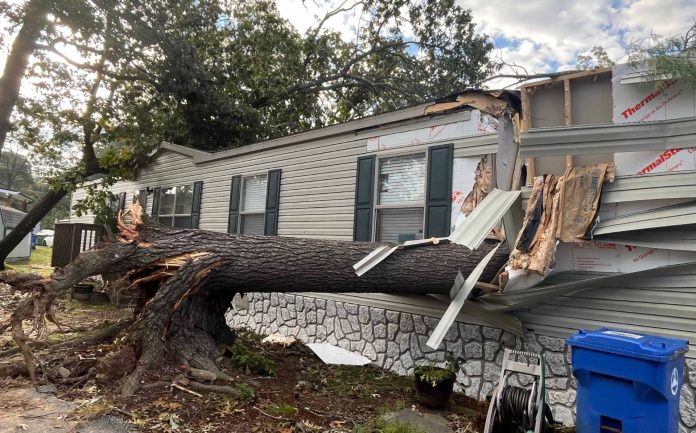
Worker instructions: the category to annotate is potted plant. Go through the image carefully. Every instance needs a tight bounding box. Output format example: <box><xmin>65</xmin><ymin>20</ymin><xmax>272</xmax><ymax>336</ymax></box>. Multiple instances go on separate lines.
<box><xmin>413</xmin><ymin>354</ymin><xmax>462</xmax><ymax>408</ymax></box>
<box><xmin>71</xmin><ymin>282</ymin><xmax>95</xmax><ymax>301</ymax></box>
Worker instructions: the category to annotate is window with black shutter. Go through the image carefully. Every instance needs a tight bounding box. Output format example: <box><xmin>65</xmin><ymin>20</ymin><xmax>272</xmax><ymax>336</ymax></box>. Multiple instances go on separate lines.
<box><xmin>136</xmin><ymin>188</ymin><xmax>148</xmax><ymax>212</ymax></box>
<box><xmin>228</xmin><ymin>170</ymin><xmax>282</xmax><ymax>235</ymax></box>
<box><xmin>353</xmin><ymin>155</ymin><xmax>376</xmax><ymax>241</ymax></box>
<box><xmin>375</xmin><ymin>154</ymin><xmax>426</xmax><ymax>242</ymax></box>
<box><xmin>352</xmin><ymin>143</ymin><xmax>453</xmax><ymax>242</ymax></box>
<box><xmin>425</xmin><ymin>144</ymin><xmax>454</xmax><ymax>238</ymax></box>
<box><xmin>152</xmin><ymin>182</ymin><xmax>203</xmax><ymax>229</ymax></box>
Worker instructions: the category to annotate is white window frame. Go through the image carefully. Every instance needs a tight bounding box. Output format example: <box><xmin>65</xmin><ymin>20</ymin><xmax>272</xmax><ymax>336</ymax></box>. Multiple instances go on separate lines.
<box><xmin>372</xmin><ymin>151</ymin><xmax>427</xmax><ymax>242</ymax></box>
<box><xmin>238</xmin><ymin>173</ymin><xmax>268</xmax><ymax>234</ymax></box>
<box><xmin>158</xmin><ymin>184</ymin><xmax>194</xmax><ymax>228</ymax></box>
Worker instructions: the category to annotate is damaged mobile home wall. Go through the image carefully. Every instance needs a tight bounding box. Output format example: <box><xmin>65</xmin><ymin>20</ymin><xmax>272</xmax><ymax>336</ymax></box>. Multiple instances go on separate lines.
<box><xmin>519</xmin><ymin>64</ymin><xmax>696</xmax><ymax>430</ymax></box>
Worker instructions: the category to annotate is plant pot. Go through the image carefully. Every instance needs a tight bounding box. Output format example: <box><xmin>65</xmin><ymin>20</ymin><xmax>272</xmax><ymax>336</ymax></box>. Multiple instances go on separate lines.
<box><xmin>414</xmin><ymin>367</ymin><xmax>456</xmax><ymax>409</ymax></box>
<box><xmin>71</xmin><ymin>283</ymin><xmax>95</xmax><ymax>301</ymax></box>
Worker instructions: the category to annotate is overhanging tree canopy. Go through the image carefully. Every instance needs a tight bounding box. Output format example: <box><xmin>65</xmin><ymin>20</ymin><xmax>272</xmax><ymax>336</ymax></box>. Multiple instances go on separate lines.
<box><xmin>0</xmin><ymin>0</ymin><xmax>498</xmax><ymax>266</ymax></box>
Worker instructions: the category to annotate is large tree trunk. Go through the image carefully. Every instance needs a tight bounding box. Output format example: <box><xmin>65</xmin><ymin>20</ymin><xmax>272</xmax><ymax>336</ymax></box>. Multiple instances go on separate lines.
<box><xmin>0</xmin><ymin>0</ymin><xmax>50</xmax><ymax>153</ymax></box>
<box><xmin>0</xmin><ymin>205</ymin><xmax>508</xmax><ymax>395</ymax></box>
<box><xmin>0</xmin><ymin>187</ymin><xmax>67</xmax><ymax>269</ymax></box>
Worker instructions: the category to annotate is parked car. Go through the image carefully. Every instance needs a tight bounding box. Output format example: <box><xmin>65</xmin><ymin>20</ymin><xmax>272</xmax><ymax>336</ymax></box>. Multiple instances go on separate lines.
<box><xmin>36</xmin><ymin>229</ymin><xmax>55</xmax><ymax>247</ymax></box>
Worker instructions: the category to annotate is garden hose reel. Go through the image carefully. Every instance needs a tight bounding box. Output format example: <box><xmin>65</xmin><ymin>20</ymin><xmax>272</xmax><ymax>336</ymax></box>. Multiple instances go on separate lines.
<box><xmin>483</xmin><ymin>349</ymin><xmax>553</xmax><ymax>433</ymax></box>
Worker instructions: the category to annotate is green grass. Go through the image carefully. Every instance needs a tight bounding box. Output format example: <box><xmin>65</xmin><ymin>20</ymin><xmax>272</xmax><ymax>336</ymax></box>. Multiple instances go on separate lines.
<box><xmin>6</xmin><ymin>245</ymin><xmax>53</xmax><ymax>276</ymax></box>
<box><xmin>309</xmin><ymin>364</ymin><xmax>412</xmax><ymax>399</ymax></box>
<box><xmin>353</xmin><ymin>418</ymin><xmax>426</xmax><ymax>433</ymax></box>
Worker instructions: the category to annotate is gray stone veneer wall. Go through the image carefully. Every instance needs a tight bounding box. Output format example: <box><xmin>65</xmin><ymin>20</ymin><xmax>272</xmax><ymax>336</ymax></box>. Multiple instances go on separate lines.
<box><xmin>227</xmin><ymin>292</ymin><xmax>696</xmax><ymax>431</ymax></box>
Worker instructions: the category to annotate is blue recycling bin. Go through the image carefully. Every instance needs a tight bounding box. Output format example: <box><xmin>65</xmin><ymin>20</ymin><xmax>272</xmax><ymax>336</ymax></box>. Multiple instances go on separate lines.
<box><xmin>567</xmin><ymin>328</ymin><xmax>688</xmax><ymax>433</ymax></box>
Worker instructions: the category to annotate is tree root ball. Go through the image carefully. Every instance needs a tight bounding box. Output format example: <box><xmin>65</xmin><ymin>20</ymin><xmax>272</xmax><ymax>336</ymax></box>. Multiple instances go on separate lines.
<box><xmin>94</xmin><ymin>346</ymin><xmax>137</xmax><ymax>384</ymax></box>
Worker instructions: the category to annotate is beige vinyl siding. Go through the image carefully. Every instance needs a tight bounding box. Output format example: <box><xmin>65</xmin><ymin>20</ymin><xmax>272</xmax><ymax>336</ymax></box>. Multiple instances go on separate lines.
<box><xmin>515</xmin><ymin>269</ymin><xmax>696</xmax><ymax>357</ymax></box>
<box><xmin>68</xmin><ymin>109</ymin><xmax>507</xmax><ymax>323</ymax></box>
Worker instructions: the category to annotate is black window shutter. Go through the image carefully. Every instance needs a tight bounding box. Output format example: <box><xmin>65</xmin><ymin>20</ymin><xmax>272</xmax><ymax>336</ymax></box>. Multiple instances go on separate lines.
<box><xmin>353</xmin><ymin>155</ymin><xmax>376</xmax><ymax>241</ymax></box>
<box><xmin>117</xmin><ymin>192</ymin><xmax>127</xmax><ymax>212</ymax></box>
<box><xmin>191</xmin><ymin>181</ymin><xmax>203</xmax><ymax>229</ymax></box>
<box><xmin>137</xmin><ymin>189</ymin><xmax>147</xmax><ymax>211</ymax></box>
<box><xmin>151</xmin><ymin>187</ymin><xmax>161</xmax><ymax>218</ymax></box>
<box><xmin>264</xmin><ymin>169</ymin><xmax>282</xmax><ymax>235</ymax></box>
<box><xmin>425</xmin><ymin>144</ymin><xmax>454</xmax><ymax>238</ymax></box>
<box><xmin>227</xmin><ymin>176</ymin><xmax>242</xmax><ymax>234</ymax></box>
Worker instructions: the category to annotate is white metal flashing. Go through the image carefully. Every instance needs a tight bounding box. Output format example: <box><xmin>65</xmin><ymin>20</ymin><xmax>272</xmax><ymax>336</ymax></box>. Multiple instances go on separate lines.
<box><xmin>595</xmin><ymin>229</ymin><xmax>696</xmax><ymax>251</ymax></box>
<box><xmin>426</xmin><ymin>243</ymin><xmax>502</xmax><ymax>349</ymax></box>
<box><xmin>352</xmin><ymin>245</ymin><xmax>400</xmax><ymax>277</ymax></box>
<box><xmin>448</xmin><ymin>189</ymin><xmax>521</xmax><ymax>249</ymax></box>
<box><xmin>482</xmin><ymin>261</ymin><xmax>696</xmax><ymax>311</ymax></box>
<box><xmin>352</xmin><ymin>237</ymin><xmax>450</xmax><ymax>277</ymax></box>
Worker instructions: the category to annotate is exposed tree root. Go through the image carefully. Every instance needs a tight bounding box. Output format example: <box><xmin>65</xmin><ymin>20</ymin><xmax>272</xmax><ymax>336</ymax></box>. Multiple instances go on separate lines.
<box><xmin>1</xmin><ymin>202</ymin><xmax>509</xmax><ymax>395</ymax></box>
<box><xmin>0</xmin><ymin>319</ymin><xmax>132</xmax><ymax>359</ymax></box>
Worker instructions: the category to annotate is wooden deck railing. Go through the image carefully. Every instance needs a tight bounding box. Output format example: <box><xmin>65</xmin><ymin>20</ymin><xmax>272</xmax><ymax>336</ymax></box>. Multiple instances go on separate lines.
<box><xmin>51</xmin><ymin>223</ymin><xmax>108</xmax><ymax>267</ymax></box>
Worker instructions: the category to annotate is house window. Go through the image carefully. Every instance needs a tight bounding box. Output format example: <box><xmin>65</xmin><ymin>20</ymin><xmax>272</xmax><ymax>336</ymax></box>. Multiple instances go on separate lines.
<box><xmin>157</xmin><ymin>185</ymin><xmax>193</xmax><ymax>228</ymax></box>
<box><xmin>375</xmin><ymin>154</ymin><xmax>425</xmax><ymax>242</ymax></box>
<box><xmin>240</xmin><ymin>174</ymin><xmax>267</xmax><ymax>235</ymax></box>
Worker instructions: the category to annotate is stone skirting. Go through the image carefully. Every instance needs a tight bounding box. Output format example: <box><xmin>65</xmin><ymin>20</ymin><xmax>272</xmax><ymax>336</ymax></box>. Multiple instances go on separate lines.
<box><xmin>227</xmin><ymin>292</ymin><xmax>696</xmax><ymax>431</ymax></box>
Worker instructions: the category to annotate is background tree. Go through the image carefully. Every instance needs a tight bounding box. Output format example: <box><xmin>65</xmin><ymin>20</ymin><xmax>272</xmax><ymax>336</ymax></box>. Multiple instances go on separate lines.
<box><xmin>576</xmin><ymin>46</ymin><xmax>615</xmax><ymax>70</ymax></box>
<box><xmin>628</xmin><ymin>20</ymin><xmax>696</xmax><ymax>88</ymax></box>
<box><xmin>0</xmin><ymin>144</ymin><xmax>33</xmax><ymax>192</ymax></box>
<box><xmin>0</xmin><ymin>0</ymin><xmax>50</xmax><ymax>154</ymax></box>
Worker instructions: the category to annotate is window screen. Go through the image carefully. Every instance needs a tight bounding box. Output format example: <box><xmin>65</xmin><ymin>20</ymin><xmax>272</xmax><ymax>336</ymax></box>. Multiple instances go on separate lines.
<box><xmin>378</xmin><ymin>155</ymin><xmax>426</xmax><ymax>205</ymax></box>
<box><xmin>159</xmin><ymin>187</ymin><xmax>175</xmax><ymax>215</ymax></box>
<box><xmin>375</xmin><ymin>154</ymin><xmax>426</xmax><ymax>243</ymax></box>
<box><xmin>376</xmin><ymin>208</ymin><xmax>424</xmax><ymax>242</ymax></box>
<box><xmin>158</xmin><ymin>184</ymin><xmax>194</xmax><ymax>228</ymax></box>
<box><xmin>242</xmin><ymin>175</ymin><xmax>267</xmax><ymax>212</ymax></box>
<box><xmin>240</xmin><ymin>174</ymin><xmax>267</xmax><ymax>234</ymax></box>
<box><xmin>241</xmin><ymin>214</ymin><xmax>265</xmax><ymax>235</ymax></box>
<box><xmin>174</xmin><ymin>185</ymin><xmax>193</xmax><ymax>214</ymax></box>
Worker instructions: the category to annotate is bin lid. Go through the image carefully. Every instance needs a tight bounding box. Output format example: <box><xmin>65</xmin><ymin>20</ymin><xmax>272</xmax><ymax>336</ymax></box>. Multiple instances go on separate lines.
<box><xmin>567</xmin><ymin>328</ymin><xmax>689</xmax><ymax>362</ymax></box>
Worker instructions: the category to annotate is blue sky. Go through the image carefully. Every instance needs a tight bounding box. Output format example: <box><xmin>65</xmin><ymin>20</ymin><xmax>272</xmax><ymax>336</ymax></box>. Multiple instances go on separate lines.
<box><xmin>277</xmin><ymin>0</ymin><xmax>696</xmax><ymax>87</ymax></box>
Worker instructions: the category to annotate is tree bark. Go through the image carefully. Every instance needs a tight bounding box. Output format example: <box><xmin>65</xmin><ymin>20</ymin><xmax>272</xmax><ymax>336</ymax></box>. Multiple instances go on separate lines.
<box><xmin>0</xmin><ymin>0</ymin><xmax>50</xmax><ymax>153</ymax></box>
<box><xmin>0</xmin><ymin>187</ymin><xmax>67</xmax><ymax>269</ymax></box>
<box><xmin>1</xmin><ymin>206</ymin><xmax>508</xmax><ymax>394</ymax></box>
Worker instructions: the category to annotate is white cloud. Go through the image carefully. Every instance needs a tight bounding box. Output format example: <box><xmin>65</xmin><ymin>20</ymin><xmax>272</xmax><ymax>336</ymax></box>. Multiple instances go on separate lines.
<box><xmin>453</xmin><ymin>0</ymin><xmax>696</xmax><ymax>87</ymax></box>
<box><xmin>275</xmin><ymin>0</ymin><xmax>364</xmax><ymax>42</ymax></box>
<box><xmin>616</xmin><ymin>0</ymin><xmax>696</xmax><ymax>40</ymax></box>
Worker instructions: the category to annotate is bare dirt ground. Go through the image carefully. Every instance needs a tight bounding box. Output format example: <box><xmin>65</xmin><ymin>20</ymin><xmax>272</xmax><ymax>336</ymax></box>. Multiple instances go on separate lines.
<box><xmin>0</xmin><ymin>263</ymin><xmax>486</xmax><ymax>433</ymax></box>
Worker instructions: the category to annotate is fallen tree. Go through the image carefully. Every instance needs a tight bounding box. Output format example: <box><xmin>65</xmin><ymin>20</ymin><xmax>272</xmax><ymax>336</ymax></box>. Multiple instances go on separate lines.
<box><xmin>0</xmin><ymin>204</ymin><xmax>508</xmax><ymax>396</ymax></box>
